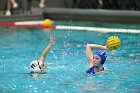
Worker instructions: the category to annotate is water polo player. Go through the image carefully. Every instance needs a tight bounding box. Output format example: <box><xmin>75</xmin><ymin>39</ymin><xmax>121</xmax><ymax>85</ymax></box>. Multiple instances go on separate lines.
<box><xmin>86</xmin><ymin>44</ymin><xmax>108</xmax><ymax>75</ymax></box>
<box><xmin>29</xmin><ymin>35</ymin><xmax>55</xmax><ymax>73</ymax></box>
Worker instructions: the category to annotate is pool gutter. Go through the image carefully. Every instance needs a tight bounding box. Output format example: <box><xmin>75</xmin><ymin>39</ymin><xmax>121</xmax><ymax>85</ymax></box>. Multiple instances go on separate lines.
<box><xmin>0</xmin><ymin>14</ymin><xmax>42</xmax><ymax>22</ymax></box>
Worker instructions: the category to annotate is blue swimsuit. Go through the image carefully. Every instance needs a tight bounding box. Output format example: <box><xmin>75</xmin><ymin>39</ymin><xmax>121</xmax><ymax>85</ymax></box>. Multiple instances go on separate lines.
<box><xmin>86</xmin><ymin>66</ymin><xmax>95</xmax><ymax>74</ymax></box>
<box><xmin>86</xmin><ymin>66</ymin><xmax>104</xmax><ymax>75</ymax></box>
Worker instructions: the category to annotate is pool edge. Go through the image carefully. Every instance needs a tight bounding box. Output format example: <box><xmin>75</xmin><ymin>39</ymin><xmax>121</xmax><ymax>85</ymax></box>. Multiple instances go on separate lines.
<box><xmin>0</xmin><ymin>8</ymin><xmax>140</xmax><ymax>24</ymax></box>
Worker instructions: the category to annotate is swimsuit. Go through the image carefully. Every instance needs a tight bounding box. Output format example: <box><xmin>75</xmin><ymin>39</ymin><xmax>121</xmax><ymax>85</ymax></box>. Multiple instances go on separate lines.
<box><xmin>86</xmin><ymin>66</ymin><xmax>95</xmax><ymax>74</ymax></box>
<box><xmin>86</xmin><ymin>66</ymin><xmax>104</xmax><ymax>75</ymax></box>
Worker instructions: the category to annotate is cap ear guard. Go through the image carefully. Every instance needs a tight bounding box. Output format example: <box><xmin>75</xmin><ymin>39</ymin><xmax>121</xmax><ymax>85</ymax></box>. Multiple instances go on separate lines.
<box><xmin>101</xmin><ymin>59</ymin><xmax>106</xmax><ymax>65</ymax></box>
<box><xmin>95</xmin><ymin>51</ymin><xmax>107</xmax><ymax>64</ymax></box>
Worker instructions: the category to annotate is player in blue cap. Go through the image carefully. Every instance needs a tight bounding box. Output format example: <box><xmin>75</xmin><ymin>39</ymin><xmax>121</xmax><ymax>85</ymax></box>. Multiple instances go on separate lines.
<box><xmin>86</xmin><ymin>44</ymin><xmax>108</xmax><ymax>75</ymax></box>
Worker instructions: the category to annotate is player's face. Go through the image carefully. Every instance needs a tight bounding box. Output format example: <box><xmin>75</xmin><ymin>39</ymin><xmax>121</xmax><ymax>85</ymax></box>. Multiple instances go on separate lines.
<box><xmin>93</xmin><ymin>55</ymin><xmax>101</xmax><ymax>66</ymax></box>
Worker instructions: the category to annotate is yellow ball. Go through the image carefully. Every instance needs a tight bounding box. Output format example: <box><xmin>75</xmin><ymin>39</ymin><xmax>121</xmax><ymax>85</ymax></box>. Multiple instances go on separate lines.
<box><xmin>43</xmin><ymin>19</ymin><xmax>52</xmax><ymax>26</ymax></box>
<box><xmin>106</xmin><ymin>36</ymin><xmax>121</xmax><ymax>50</ymax></box>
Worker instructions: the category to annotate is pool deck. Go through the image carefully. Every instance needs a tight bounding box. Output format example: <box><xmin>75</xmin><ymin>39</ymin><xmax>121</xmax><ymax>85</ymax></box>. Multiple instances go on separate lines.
<box><xmin>0</xmin><ymin>8</ymin><xmax>140</xmax><ymax>24</ymax></box>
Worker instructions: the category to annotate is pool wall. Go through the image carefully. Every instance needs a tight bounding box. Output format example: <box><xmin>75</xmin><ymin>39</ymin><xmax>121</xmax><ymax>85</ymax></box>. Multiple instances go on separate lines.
<box><xmin>0</xmin><ymin>8</ymin><xmax>140</xmax><ymax>24</ymax></box>
<box><xmin>43</xmin><ymin>8</ymin><xmax>140</xmax><ymax>24</ymax></box>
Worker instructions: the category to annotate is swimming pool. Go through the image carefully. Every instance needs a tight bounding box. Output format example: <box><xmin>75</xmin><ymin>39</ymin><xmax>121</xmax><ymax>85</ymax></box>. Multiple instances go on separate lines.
<box><xmin>0</xmin><ymin>21</ymin><xmax>140</xmax><ymax>93</ymax></box>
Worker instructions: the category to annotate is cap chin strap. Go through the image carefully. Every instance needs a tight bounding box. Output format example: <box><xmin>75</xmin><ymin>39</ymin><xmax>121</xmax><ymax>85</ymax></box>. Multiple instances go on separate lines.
<box><xmin>37</xmin><ymin>60</ymin><xmax>41</xmax><ymax>70</ymax></box>
<box><xmin>94</xmin><ymin>65</ymin><xmax>104</xmax><ymax>71</ymax></box>
<box><xmin>37</xmin><ymin>60</ymin><xmax>46</xmax><ymax>73</ymax></box>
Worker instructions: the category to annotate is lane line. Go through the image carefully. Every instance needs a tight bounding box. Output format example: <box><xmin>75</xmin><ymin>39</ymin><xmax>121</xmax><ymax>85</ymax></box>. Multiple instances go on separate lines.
<box><xmin>56</xmin><ymin>25</ymin><xmax>140</xmax><ymax>33</ymax></box>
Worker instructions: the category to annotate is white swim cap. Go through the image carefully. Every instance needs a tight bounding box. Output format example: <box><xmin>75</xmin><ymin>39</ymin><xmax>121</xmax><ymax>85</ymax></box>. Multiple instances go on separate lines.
<box><xmin>29</xmin><ymin>60</ymin><xmax>44</xmax><ymax>73</ymax></box>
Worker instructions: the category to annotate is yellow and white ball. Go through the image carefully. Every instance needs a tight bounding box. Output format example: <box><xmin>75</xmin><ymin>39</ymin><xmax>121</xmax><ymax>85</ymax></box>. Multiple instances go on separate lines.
<box><xmin>106</xmin><ymin>36</ymin><xmax>121</xmax><ymax>50</ymax></box>
<box><xmin>43</xmin><ymin>19</ymin><xmax>53</xmax><ymax>26</ymax></box>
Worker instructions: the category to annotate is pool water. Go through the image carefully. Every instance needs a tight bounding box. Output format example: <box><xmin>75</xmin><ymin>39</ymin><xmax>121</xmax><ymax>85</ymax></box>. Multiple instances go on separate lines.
<box><xmin>0</xmin><ymin>21</ymin><xmax>140</xmax><ymax>93</ymax></box>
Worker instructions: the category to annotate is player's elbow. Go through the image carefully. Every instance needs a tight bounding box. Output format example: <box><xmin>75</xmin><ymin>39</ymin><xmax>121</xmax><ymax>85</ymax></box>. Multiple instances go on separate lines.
<box><xmin>86</xmin><ymin>44</ymin><xmax>90</xmax><ymax>48</ymax></box>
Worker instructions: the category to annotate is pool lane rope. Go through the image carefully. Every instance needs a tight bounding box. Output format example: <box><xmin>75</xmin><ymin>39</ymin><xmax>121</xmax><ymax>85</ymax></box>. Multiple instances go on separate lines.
<box><xmin>0</xmin><ymin>19</ymin><xmax>56</xmax><ymax>29</ymax></box>
<box><xmin>56</xmin><ymin>25</ymin><xmax>140</xmax><ymax>33</ymax></box>
<box><xmin>0</xmin><ymin>20</ymin><xmax>140</xmax><ymax>33</ymax></box>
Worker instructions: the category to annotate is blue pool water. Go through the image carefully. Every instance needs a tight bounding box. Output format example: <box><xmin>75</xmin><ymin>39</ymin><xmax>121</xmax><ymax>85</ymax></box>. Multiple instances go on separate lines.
<box><xmin>0</xmin><ymin>21</ymin><xmax>140</xmax><ymax>93</ymax></box>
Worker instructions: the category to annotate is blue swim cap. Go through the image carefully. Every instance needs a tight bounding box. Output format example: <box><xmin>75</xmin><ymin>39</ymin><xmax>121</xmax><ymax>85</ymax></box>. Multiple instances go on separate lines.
<box><xmin>95</xmin><ymin>51</ymin><xmax>107</xmax><ymax>64</ymax></box>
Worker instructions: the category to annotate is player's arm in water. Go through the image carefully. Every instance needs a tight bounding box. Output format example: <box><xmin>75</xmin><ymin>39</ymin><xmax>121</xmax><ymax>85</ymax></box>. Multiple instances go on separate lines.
<box><xmin>39</xmin><ymin>35</ymin><xmax>55</xmax><ymax>68</ymax></box>
<box><xmin>86</xmin><ymin>44</ymin><xmax>108</xmax><ymax>68</ymax></box>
